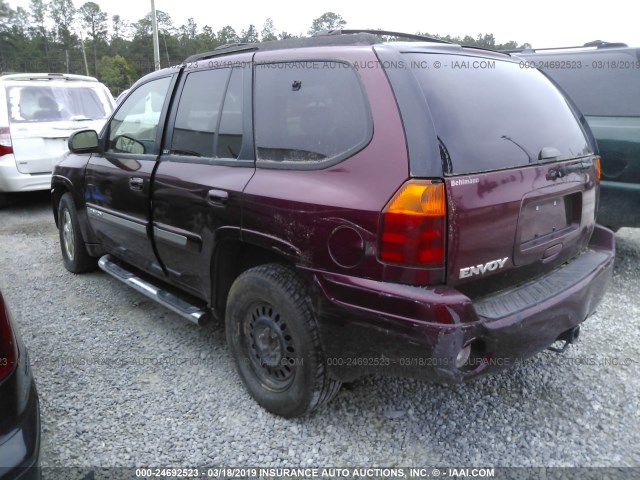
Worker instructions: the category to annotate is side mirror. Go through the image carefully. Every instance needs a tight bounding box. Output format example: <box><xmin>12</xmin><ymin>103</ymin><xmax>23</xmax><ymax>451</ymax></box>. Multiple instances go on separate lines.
<box><xmin>69</xmin><ymin>130</ymin><xmax>99</xmax><ymax>154</ymax></box>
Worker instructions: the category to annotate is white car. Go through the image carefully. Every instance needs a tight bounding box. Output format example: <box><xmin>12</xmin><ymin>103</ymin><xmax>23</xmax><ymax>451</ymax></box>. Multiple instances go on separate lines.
<box><xmin>0</xmin><ymin>73</ymin><xmax>115</xmax><ymax>207</ymax></box>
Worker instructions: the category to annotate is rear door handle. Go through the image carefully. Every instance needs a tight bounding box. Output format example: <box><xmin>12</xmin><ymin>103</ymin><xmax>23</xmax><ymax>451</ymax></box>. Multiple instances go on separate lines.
<box><xmin>207</xmin><ymin>189</ymin><xmax>229</xmax><ymax>205</ymax></box>
<box><xmin>129</xmin><ymin>177</ymin><xmax>144</xmax><ymax>191</ymax></box>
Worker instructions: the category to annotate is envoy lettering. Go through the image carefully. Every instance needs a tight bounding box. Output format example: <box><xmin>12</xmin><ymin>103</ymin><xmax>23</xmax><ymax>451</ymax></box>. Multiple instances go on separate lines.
<box><xmin>460</xmin><ymin>257</ymin><xmax>509</xmax><ymax>279</ymax></box>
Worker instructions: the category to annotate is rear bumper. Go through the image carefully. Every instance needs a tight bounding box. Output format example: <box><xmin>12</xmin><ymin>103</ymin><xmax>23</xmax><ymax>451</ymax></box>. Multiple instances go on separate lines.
<box><xmin>597</xmin><ymin>180</ymin><xmax>640</xmax><ymax>229</ymax></box>
<box><xmin>0</xmin><ymin>155</ymin><xmax>51</xmax><ymax>193</ymax></box>
<box><xmin>311</xmin><ymin>225</ymin><xmax>615</xmax><ymax>383</ymax></box>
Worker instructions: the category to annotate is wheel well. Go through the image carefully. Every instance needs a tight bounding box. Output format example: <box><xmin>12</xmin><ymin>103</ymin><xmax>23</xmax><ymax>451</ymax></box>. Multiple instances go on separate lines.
<box><xmin>212</xmin><ymin>240</ymin><xmax>295</xmax><ymax>317</ymax></box>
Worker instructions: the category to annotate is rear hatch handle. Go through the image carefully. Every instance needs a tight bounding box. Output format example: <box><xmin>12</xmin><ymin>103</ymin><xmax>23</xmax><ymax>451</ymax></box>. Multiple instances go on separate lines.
<box><xmin>546</xmin><ymin>159</ymin><xmax>593</xmax><ymax>181</ymax></box>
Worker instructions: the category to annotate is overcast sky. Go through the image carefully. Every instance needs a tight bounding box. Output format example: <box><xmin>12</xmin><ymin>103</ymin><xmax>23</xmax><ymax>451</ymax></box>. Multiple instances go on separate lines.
<box><xmin>7</xmin><ymin>0</ymin><xmax>640</xmax><ymax>49</ymax></box>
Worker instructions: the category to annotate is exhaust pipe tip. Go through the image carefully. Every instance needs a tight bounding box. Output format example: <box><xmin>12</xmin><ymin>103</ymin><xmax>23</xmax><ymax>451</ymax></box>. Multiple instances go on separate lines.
<box><xmin>548</xmin><ymin>326</ymin><xmax>581</xmax><ymax>354</ymax></box>
<box><xmin>561</xmin><ymin>326</ymin><xmax>580</xmax><ymax>344</ymax></box>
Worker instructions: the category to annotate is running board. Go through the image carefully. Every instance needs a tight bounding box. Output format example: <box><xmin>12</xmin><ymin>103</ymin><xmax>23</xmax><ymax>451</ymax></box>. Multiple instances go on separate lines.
<box><xmin>98</xmin><ymin>255</ymin><xmax>210</xmax><ymax>326</ymax></box>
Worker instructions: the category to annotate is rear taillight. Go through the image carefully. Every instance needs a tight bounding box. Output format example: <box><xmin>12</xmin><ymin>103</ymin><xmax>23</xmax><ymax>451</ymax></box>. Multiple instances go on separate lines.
<box><xmin>0</xmin><ymin>127</ymin><xmax>13</xmax><ymax>157</ymax></box>
<box><xmin>0</xmin><ymin>293</ymin><xmax>18</xmax><ymax>381</ymax></box>
<box><xmin>380</xmin><ymin>180</ymin><xmax>446</xmax><ymax>267</ymax></box>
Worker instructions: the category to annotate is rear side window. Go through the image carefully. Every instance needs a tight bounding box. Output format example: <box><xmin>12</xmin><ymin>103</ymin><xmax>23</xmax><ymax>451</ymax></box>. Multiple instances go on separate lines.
<box><xmin>254</xmin><ymin>61</ymin><xmax>371</xmax><ymax>166</ymax></box>
<box><xmin>170</xmin><ymin>67</ymin><xmax>244</xmax><ymax>159</ymax></box>
<box><xmin>405</xmin><ymin>53</ymin><xmax>593</xmax><ymax>175</ymax></box>
<box><xmin>6</xmin><ymin>85</ymin><xmax>109</xmax><ymax>123</ymax></box>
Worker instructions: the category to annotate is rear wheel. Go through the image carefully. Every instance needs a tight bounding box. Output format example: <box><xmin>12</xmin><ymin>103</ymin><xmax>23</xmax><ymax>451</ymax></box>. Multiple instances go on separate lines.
<box><xmin>58</xmin><ymin>193</ymin><xmax>97</xmax><ymax>273</ymax></box>
<box><xmin>225</xmin><ymin>264</ymin><xmax>341</xmax><ymax>417</ymax></box>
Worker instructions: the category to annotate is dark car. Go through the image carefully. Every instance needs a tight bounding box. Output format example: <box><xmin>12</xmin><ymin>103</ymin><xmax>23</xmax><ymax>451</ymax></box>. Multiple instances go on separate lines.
<box><xmin>0</xmin><ymin>290</ymin><xmax>40</xmax><ymax>479</ymax></box>
<box><xmin>52</xmin><ymin>30</ymin><xmax>615</xmax><ymax>417</ymax></box>
<box><xmin>510</xmin><ymin>41</ymin><xmax>640</xmax><ymax>230</ymax></box>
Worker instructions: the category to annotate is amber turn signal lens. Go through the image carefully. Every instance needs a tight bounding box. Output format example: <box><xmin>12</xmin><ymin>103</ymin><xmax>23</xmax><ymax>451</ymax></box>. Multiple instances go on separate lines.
<box><xmin>385</xmin><ymin>182</ymin><xmax>446</xmax><ymax>216</ymax></box>
<box><xmin>594</xmin><ymin>156</ymin><xmax>601</xmax><ymax>181</ymax></box>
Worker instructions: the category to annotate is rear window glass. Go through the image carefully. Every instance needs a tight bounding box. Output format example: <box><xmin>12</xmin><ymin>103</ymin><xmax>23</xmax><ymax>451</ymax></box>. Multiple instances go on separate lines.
<box><xmin>405</xmin><ymin>53</ymin><xmax>592</xmax><ymax>175</ymax></box>
<box><xmin>254</xmin><ymin>61</ymin><xmax>371</xmax><ymax>166</ymax></box>
<box><xmin>6</xmin><ymin>84</ymin><xmax>110</xmax><ymax>123</ymax></box>
<box><xmin>516</xmin><ymin>49</ymin><xmax>640</xmax><ymax>116</ymax></box>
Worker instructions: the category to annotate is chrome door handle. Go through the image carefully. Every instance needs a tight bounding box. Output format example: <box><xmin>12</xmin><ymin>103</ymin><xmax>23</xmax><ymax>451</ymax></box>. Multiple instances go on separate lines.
<box><xmin>129</xmin><ymin>177</ymin><xmax>144</xmax><ymax>191</ymax></box>
<box><xmin>207</xmin><ymin>189</ymin><xmax>229</xmax><ymax>205</ymax></box>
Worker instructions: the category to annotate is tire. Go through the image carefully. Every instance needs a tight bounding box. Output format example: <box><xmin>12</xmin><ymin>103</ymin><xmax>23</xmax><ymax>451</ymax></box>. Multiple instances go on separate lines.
<box><xmin>0</xmin><ymin>193</ymin><xmax>8</xmax><ymax>208</ymax></box>
<box><xmin>58</xmin><ymin>193</ymin><xmax>97</xmax><ymax>273</ymax></box>
<box><xmin>225</xmin><ymin>264</ymin><xmax>341</xmax><ymax>417</ymax></box>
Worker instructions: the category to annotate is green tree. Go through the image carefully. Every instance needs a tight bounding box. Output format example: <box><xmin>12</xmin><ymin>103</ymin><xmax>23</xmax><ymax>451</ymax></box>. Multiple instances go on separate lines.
<box><xmin>79</xmin><ymin>2</ymin><xmax>108</xmax><ymax>77</ymax></box>
<box><xmin>261</xmin><ymin>18</ymin><xmax>277</xmax><ymax>42</ymax></box>
<box><xmin>278</xmin><ymin>31</ymin><xmax>296</xmax><ymax>40</ymax></box>
<box><xmin>217</xmin><ymin>25</ymin><xmax>238</xmax><ymax>45</ymax></box>
<box><xmin>197</xmin><ymin>25</ymin><xmax>217</xmax><ymax>51</ymax></box>
<box><xmin>29</xmin><ymin>0</ymin><xmax>49</xmax><ymax>63</ymax></box>
<box><xmin>0</xmin><ymin>0</ymin><xmax>16</xmax><ymax>68</ymax></box>
<box><xmin>12</xmin><ymin>6</ymin><xmax>29</xmax><ymax>33</ymax></box>
<box><xmin>111</xmin><ymin>14</ymin><xmax>130</xmax><ymax>40</ymax></box>
<box><xmin>419</xmin><ymin>31</ymin><xmax>529</xmax><ymax>51</ymax></box>
<box><xmin>240</xmin><ymin>24</ymin><xmax>258</xmax><ymax>43</ymax></box>
<box><xmin>49</xmin><ymin>0</ymin><xmax>76</xmax><ymax>72</ymax></box>
<box><xmin>178</xmin><ymin>17</ymin><xmax>198</xmax><ymax>54</ymax></box>
<box><xmin>98</xmin><ymin>54</ymin><xmax>134</xmax><ymax>95</ymax></box>
<box><xmin>0</xmin><ymin>0</ymin><xmax>12</xmax><ymax>28</ymax></box>
<box><xmin>308</xmin><ymin>12</ymin><xmax>346</xmax><ymax>34</ymax></box>
<box><xmin>131</xmin><ymin>10</ymin><xmax>178</xmax><ymax>70</ymax></box>
<box><xmin>133</xmin><ymin>10</ymin><xmax>175</xmax><ymax>37</ymax></box>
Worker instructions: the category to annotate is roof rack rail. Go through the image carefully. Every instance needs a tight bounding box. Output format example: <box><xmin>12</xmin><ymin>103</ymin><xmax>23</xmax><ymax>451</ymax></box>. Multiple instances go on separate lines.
<box><xmin>215</xmin><ymin>42</ymin><xmax>250</xmax><ymax>51</ymax></box>
<box><xmin>583</xmin><ymin>40</ymin><xmax>628</xmax><ymax>48</ymax></box>
<box><xmin>502</xmin><ymin>40</ymin><xmax>628</xmax><ymax>54</ymax></box>
<box><xmin>314</xmin><ymin>29</ymin><xmax>452</xmax><ymax>44</ymax></box>
<box><xmin>184</xmin><ymin>44</ymin><xmax>257</xmax><ymax>63</ymax></box>
<box><xmin>458</xmin><ymin>45</ymin><xmax>511</xmax><ymax>57</ymax></box>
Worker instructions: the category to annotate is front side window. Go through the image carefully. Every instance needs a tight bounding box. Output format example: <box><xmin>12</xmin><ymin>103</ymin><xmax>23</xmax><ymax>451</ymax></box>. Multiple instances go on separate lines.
<box><xmin>108</xmin><ymin>76</ymin><xmax>172</xmax><ymax>155</ymax></box>
<box><xmin>254</xmin><ymin>62</ymin><xmax>371</xmax><ymax>165</ymax></box>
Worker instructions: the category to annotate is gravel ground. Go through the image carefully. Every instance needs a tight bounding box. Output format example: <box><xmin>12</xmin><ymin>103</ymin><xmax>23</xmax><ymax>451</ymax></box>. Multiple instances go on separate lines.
<box><xmin>0</xmin><ymin>191</ymin><xmax>639</xmax><ymax>470</ymax></box>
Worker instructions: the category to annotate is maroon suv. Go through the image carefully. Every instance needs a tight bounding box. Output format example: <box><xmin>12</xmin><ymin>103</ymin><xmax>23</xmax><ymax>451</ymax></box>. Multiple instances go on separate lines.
<box><xmin>52</xmin><ymin>31</ymin><xmax>615</xmax><ymax>417</ymax></box>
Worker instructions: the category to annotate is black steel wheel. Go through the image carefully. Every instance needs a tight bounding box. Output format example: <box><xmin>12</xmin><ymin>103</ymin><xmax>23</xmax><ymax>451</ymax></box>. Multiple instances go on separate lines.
<box><xmin>244</xmin><ymin>301</ymin><xmax>297</xmax><ymax>391</ymax></box>
<box><xmin>225</xmin><ymin>264</ymin><xmax>341</xmax><ymax>417</ymax></box>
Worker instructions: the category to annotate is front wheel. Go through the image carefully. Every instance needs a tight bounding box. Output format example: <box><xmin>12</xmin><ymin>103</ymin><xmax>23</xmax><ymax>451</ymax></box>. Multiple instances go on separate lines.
<box><xmin>58</xmin><ymin>193</ymin><xmax>97</xmax><ymax>273</ymax></box>
<box><xmin>225</xmin><ymin>264</ymin><xmax>341</xmax><ymax>417</ymax></box>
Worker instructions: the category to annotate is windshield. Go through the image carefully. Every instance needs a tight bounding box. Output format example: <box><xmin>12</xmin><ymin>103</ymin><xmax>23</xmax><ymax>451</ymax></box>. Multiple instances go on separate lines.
<box><xmin>7</xmin><ymin>84</ymin><xmax>111</xmax><ymax>123</ymax></box>
<box><xmin>405</xmin><ymin>53</ymin><xmax>593</xmax><ymax>174</ymax></box>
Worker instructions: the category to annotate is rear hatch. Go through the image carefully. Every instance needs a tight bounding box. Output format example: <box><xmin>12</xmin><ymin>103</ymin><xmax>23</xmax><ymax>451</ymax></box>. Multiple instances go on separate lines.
<box><xmin>5</xmin><ymin>81</ymin><xmax>113</xmax><ymax>174</ymax></box>
<box><xmin>404</xmin><ymin>51</ymin><xmax>599</xmax><ymax>293</ymax></box>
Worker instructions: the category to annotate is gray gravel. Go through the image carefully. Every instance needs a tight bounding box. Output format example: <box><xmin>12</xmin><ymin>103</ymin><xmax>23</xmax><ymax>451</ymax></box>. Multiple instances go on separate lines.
<box><xmin>0</xmin><ymin>191</ymin><xmax>639</xmax><ymax>469</ymax></box>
